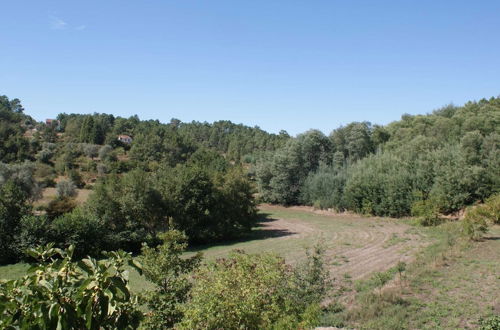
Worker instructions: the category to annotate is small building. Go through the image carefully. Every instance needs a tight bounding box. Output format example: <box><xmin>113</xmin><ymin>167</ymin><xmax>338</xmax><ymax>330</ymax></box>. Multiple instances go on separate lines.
<box><xmin>118</xmin><ymin>134</ymin><xmax>133</xmax><ymax>144</ymax></box>
<box><xmin>46</xmin><ymin>119</ymin><xmax>60</xmax><ymax>127</ymax></box>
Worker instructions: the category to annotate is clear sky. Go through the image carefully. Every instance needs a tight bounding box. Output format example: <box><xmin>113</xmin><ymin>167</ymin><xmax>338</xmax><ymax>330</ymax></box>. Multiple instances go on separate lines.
<box><xmin>1</xmin><ymin>1</ymin><xmax>499</xmax><ymax>135</ymax></box>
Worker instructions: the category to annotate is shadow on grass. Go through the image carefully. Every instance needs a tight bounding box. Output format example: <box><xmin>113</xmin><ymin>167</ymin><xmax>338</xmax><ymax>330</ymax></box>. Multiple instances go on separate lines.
<box><xmin>187</xmin><ymin>212</ymin><xmax>296</xmax><ymax>253</ymax></box>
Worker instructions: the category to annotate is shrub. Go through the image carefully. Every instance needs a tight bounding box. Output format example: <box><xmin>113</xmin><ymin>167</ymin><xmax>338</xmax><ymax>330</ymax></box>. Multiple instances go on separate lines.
<box><xmin>462</xmin><ymin>194</ymin><xmax>500</xmax><ymax>240</ymax></box>
<box><xmin>99</xmin><ymin>145</ymin><xmax>113</xmax><ymax>161</ymax></box>
<box><xmin>68</xmin><ymin>170</ymin><xmax>85</xmax><ymax>188</ymax></box>
<box><xmin>34</xmin><ymin>163</ymin><xmax>57</xmax><ymax>188</ymax></box>
<box><xmin>140</xmin><ymin>230</ymin><xmax>202</xmax><ymax>329</ymax></box>
<box><xmin>46</xmin><ymin>197</ymin><xmax>77</xmax><ymax>219</ymax></box>
<box><xmin>156</xmin><ymin>165</ymin><xmax>257</xmax><ymax>243</ymax></box>
<box><xmin>35</xmin><ymin>148</ymin><xmax>53</xmax><ymax>163</ymax></box>
<box><xmin>82</xmin><ymin>143</ymin><xmax>100</xmax><ymax>159</ymax></box>
<box><xmin>301</xmin><ymin>166</ymin><xmax>347</xmax><ymax>211</ymax></box>
<box><xmin>473</xmin><ymin>194</ymin><xmax>500</xmax><ymax>225</ymax></box>
<box><xmin>14</xmin><ymin>215</ymin><xmax>52</xmax><ymax>258</ymax></box>
<box><xmin>56</xmin><ymin>179</ymin><xmax>77</xmax><ymax>199</ymax></box>
<box><xmin>462</xmin><ymin>214</ymin><xmax>488</xmax><ymax>241</ymax></box>
<box><xmin>179</xmin><ymin>246</ymin><xmax>328</xmax><ymax>329</ymax></box>
<box><xmin>50</xmin><ymin>210</ymin><xmax>107</xmax><ymax>258</ymax></box>
<box><xmin>479</xmin><ymin>315</ymin><xmax>500</xmax><ymax>330</ymax></box>
<box><xmin>0</xmin><ymin>180</ymin><xmax>32</xmax><ymax>264</ymax></box>
<box><xmin>411</xmin><ymin>198</ymin><xmax>442</xmax><ymax>226</ymax></box>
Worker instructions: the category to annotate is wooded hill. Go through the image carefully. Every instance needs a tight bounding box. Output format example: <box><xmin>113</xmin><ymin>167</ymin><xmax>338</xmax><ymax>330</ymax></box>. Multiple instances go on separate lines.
<box><xmin>257</xmin><ymin>97</ymin><xmax>499</xmax><ymax>218</ymax></box>
<box><xmin>0</xmin><ymin>94</ymin><xmax>498</xmax><ymax>265</ymax></box>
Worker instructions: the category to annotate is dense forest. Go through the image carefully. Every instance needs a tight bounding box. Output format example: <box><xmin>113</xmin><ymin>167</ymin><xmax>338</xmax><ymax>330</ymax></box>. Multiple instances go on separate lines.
<box><xmin>257</xmin><ymin>98</ymin><xmax>499</xmax><ymax>218</ymax></box>
<box><xmin>0</xmin><ymin>94</ymin><xmax>499</xmax><ymax>328</ymax></box>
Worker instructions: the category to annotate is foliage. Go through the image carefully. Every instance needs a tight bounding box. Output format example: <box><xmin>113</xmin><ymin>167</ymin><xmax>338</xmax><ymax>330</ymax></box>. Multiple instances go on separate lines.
<box><xmin>46</xmin><ymin>197</ymin><xmax>77</xmax><ymax>219</ymax></box>
<box><xmin>0</xmin><ymin>96</ymin><xmax>34</xmax><ymax>162</ymax></box>
<box><xmin>343</xmin><ymin>153</ymin><xmax>415</xmax><ymax>217</ymax></box>
<box><xmin>85</xmin><ymin>170</ymin><xmax>164</xmax><ymax>251</ymax></box>
<box><xmin>98</xmin><ymin>145</ymin><xmax>114</xmax><ymax>161</ymax></box>
<box><xmin>82</xmin><ymin>143</ymin><xmax>100</xmax><ymax>159</ymax></box>
<box><xmin>462</xmin><ymin>194</ymin><xmax>500</xmax><ymax>240</ymax></box>
<box><xmin>56</xmin><ymin>179</ymin><xmax>77</xmax><ymax>199</ymax></box>
<box><xmin>411</xmin><ymin>197</ymin><xmax>442</xmax><ymax>226</ymax></box>
<box><xmin>0</xmin><ymin>244</ymin><xmax>143</xmax><ymax>329</ymax></box>
<box><xmin>0</xmin><ymin>162</ymin><xmax>41</xmax><ymax>201</ymax></box>
<box><xmin>14</xmin><ymin>215</ymin><xmax>52</xmax><ymax>258</ymax></box>
<box><xmin>472</xmin><ymin>194</ymin><xmax>500</xmax><ymax>225</ymax></box>
<box><xmin>34</xmin><ymin>162</ymin><xmax>57</xmax><ymax>187</ymax></box>
<box><xmin>179</xmin><ymin>246</ymin><xmax>328</xmax><ymax>329</ymax></box>
<box><xmin>259</xmin><ymin>97</ymin><xmax>500</xmax><ymax>217</ymax></box>
<box><xmin>479</xmin><ymin>315</ymin><xmax>500</xmax><ymax>330</ymax></box>
<box><xmin>256</xmin><ymin>130</ymin><xmax>332</xmax><ymax>205</ymax></box>
<box><xmin>462</xmin><ymin>215</ymin><xmax>488</xmax><ymax>241</ymax></box>
<box><xmin>140</xmin><ymin>230</ymin><xmax>202</xmax><ymax>329</ymax></box>
<box><xmin>50</xmin><ymin>210</ymin><xmax>107</xmax><ymax>258</ymax></box>
<box><xmin>156</xmin><ymin>164</ymin><xmax>257</xmax><ymax>243</ymax></box>
<box><xmin>300</xmin><ymin>165</ymin><xmax>347</xmax><ymax>210</ymax></box>
<box><xmin>289</xmin><ymin>243</ymin><xmax>330</xmax><ymax>309</ymax></box>
<box><xmin>0</xmin><ymin>180</ymin><xmax>32</xmax><ymax>264</ymax></box>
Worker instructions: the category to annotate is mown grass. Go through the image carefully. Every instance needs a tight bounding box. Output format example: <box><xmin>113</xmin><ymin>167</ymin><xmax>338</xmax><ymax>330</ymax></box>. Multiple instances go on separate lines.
<box><xmin>0</xmin><ymin>207</ymin><xmax>403</xmax><ymax>292</ymax></box>
<box><xmin>319</xmin><ymin>223</ymin><xmax>500</xmax><ymax>329</ymax></box>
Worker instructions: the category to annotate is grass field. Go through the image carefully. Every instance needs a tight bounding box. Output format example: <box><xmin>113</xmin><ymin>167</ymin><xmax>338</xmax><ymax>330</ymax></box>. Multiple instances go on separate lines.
<box><xmin>1</xmin><ymin>205</ymin><xmax>498</xmax><ymax>328</ymax></box>
<box><xmin>0</xmin><ymin>205</ymin><xmax>431</xmax><ymax>292</ymax></box>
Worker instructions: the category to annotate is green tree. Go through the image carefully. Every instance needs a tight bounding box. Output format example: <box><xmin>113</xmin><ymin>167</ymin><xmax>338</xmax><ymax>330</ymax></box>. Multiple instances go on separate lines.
<box><xmin>140</xmin><ymin>230</ymin><xmax>202</xmax><ymax>329</ymax></box>
<box><xmin>0</xmin><ymin>180</ymin><xmax>31</xmax><ymax>264</ymax></box>
<box><xmin>85</xmin><ymin>171</ymin><xmax>164</xmax><ymax>251</ymax></box>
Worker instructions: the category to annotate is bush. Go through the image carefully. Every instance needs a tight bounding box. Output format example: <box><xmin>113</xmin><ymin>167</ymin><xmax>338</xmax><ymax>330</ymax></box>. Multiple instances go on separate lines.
<box><xmin>179</xmin><ymin>246</ymin><xmax>328</xmax><ymax>329</ymax></box>
<box><xmin>479</xmin><ymin>315</ymin><xmax>500</xmax><ymax>330</ymax></box>
<box><xmin>35</xmin><ymin>148</ymin><xmax>53</xmax><ymax>163</ymax></box>
<box><xmin>82</xmin><ymin>143</ymin><xmax>100</xmax><ymax>159</ymax></box>
<box><xmin>411</xmin><ymin>198</ymin><xmax>442</xmax><ymax>226</ymax></box>
<box><xmin>474</xmin><ymin>194</ymin><xmax>500</xmax><ymax>225</ymax></box>
<box><xmin>85</xmin><ymin>171</ymin><xmax>163</xmax><ymax>252</ymax></box>
<box><xmin>301</xmin><ymin>166</ymin><xmax>347</xmax><ymax>211</ymax></box>
<box><xmin>99</xmin><ymin>145</ymin><xmax>114</xmax><ymax>161</ymax></box>
<box><xmin>461</xmin><ymin>194</ymin><xmax>500</xmax><ymax>240</ymax></box>
<box><xmin>14</xmin><ymin>215</ymin><xmax>52</xmax><ymax>258</ymax></box>
<box><xmin>56</xmin><ymin>179</ymin><xmax>77</xmax><ymax>199</ymax></box>
<box><xmin>343</xmin><ymin>153</ymin><xmax>414</xmax><ymax>217</ymax></box>
<box><xmin>46</xmin><ymin>197</ymin><xmax>77</xmax><ymax>219</ymax></box>
<box><xmin>50</xmin><ymin>210</ymin><xmax>107</xmax><ymax>258</ymax></box>
<box><xmin>140</xmin><ymin>230</ymin><xmax>202</xmax><ymax>329</ymax></box>
<box><xmin>34</xmin><ymin>163</ymin><xmax>57</xmax><ymax>188</ymax></box>
<box><xmin>68</xmin><ymin>170</ymin><xmax>85</xmax><ymax>188</ymax></box>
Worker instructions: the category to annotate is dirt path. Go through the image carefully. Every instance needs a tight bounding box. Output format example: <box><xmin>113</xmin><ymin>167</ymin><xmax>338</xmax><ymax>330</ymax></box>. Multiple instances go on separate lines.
<box><xmin>259</xmin><ymin>204</ymin><xmax>429</xmax><ymax>281</ymax></box>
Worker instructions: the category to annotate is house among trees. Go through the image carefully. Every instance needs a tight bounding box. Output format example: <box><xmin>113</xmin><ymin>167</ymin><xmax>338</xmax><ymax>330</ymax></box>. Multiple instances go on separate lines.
<box><xmin>45</xmin><ymin>119</ymin><xmax>60</xmax><ymax>127</ymax></box>
<box><xmin>118</xmin><ymin>134</ymin><xmax>133</xmax><ymax>144</ymax></box>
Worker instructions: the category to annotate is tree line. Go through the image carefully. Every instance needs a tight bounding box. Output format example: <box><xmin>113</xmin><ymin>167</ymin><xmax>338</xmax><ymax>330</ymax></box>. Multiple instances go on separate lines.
<box><xmin>256</xmin><ymin>97</ymin><xmax>499</xmax><ymax>218</ymax></box>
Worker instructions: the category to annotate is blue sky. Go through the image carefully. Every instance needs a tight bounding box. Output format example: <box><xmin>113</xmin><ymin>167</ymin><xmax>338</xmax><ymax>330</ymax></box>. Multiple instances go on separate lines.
<box><xmin>1</xmin><ymin>1</ymin><xmax>499</xmax><ymax>135</ymax></box>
